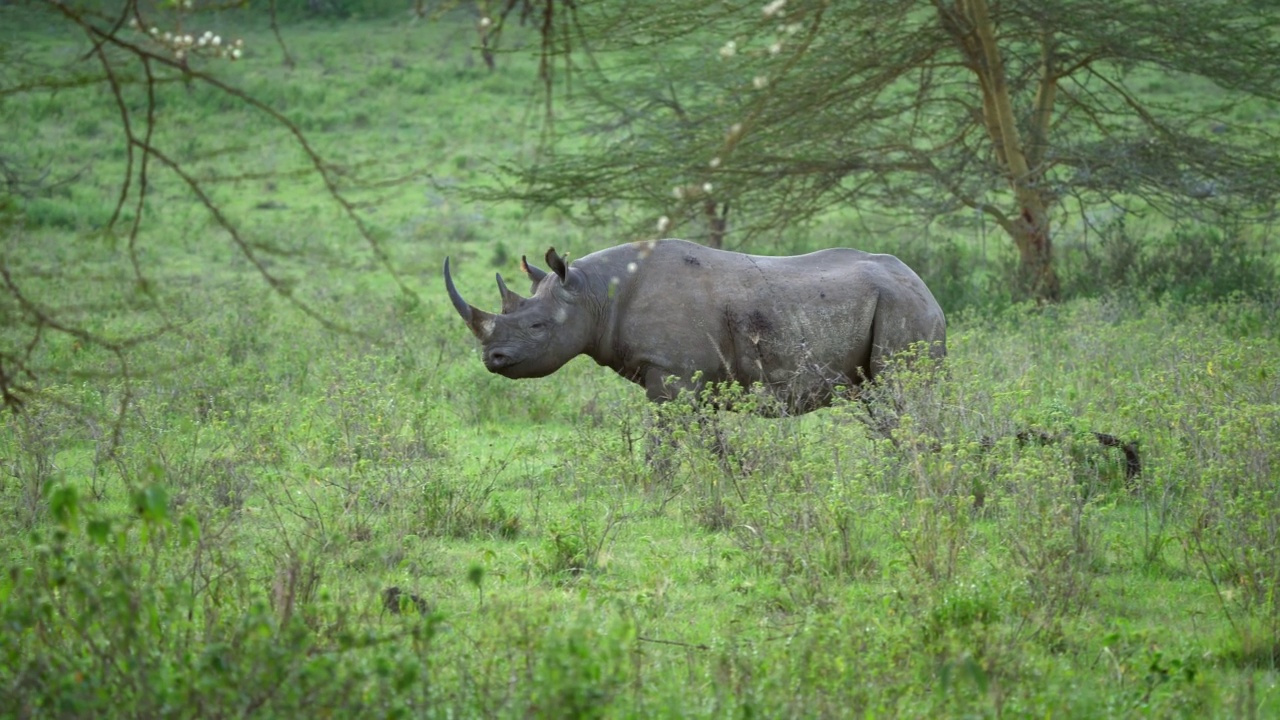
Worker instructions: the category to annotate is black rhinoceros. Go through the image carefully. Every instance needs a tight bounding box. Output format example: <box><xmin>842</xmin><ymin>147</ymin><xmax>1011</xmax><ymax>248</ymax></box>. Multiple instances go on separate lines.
<box><xmin>445</xmin><ymin>239</ymin><xmax>945</xmax><ymax>414</ymax></box>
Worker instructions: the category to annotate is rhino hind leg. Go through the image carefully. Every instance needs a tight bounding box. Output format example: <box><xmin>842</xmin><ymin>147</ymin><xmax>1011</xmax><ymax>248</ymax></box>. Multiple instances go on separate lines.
<box><xmin>855</xmin><ymin>304</ymin><xmax>947</xmax><ymax>444</ymax></box>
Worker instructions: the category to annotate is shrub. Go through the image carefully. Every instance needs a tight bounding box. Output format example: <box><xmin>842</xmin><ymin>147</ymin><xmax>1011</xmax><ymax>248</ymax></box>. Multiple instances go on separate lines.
<box><xmin>0</xmin><ymin>482</ymin><xmax>440</xmax><ymax>717</ymax></box>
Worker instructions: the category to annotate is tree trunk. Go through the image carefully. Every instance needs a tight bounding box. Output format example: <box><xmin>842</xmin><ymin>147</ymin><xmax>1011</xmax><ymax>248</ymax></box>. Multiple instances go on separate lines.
<box><xmin>1008</xmin><ymin>203</ymin><xmax>1061</xmax><ymax>302</ymax></box>
<box><xmin>952</xmin><ymin>0</ymin><xmax>1064</xmax><ymax>303</ymax></box>
<box><xmin>703</xmin><ymin>200</ymin><xmax>728</xmax><ymax>249</ymax></box>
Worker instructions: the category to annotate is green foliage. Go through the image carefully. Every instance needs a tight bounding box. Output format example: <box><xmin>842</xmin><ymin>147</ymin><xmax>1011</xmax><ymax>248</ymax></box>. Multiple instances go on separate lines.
<box><xmin>0</xmin><ymin>482</ymin><xmax>439</xmax><ymax>717</ymax></box>
<box><xmin>269</xmin><ymin>0</ymin><xmax>413</xmax><ymax>19</ymax></box>
<box><xmin>4</xmin><ymin>263</ymin><xmax>1279</xmax><ymax>716</ymax></box>
<box><xmin>2</xmin><ymin>15</ymin><xmax>1280</xmax><ymax>719</ymax></box>
<box><xmin>475</xmin><ymin>0</ymin><xmax>1280</xmax><ymax>302</ymax></box>
<box><xmin>1063</xmin><ymin>218</ymin><xmax>1279</xmax><ymax>303</ymax></box>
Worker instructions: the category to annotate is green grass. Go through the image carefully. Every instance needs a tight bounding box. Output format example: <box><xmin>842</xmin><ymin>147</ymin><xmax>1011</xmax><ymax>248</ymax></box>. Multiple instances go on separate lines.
<box><xmin>2</xmin><ymin>9</ymin><xmax>1280</xmax><ymax>717</ymax></box>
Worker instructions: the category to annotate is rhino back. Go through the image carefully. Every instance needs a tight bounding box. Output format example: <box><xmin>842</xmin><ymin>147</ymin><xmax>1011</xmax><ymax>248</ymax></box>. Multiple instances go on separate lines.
<box><xmin>590</xmin><ymin>241</ymin><xmax>941</xmax><ymax>402</ymax></box>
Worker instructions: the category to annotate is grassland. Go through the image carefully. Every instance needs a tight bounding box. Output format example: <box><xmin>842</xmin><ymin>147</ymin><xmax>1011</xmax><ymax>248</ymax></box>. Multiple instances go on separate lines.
<box><xmin>1</xmin><ymin>8</ymin><xmax>1279</xmax><ymax>717</ymax></box>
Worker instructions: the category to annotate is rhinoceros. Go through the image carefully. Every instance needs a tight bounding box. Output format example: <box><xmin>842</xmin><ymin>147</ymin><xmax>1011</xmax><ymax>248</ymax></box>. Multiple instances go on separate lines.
<box><xmin>445</xmin><ymin>239</ymin><xmax>945</xmax><ymax>414</ymax></box>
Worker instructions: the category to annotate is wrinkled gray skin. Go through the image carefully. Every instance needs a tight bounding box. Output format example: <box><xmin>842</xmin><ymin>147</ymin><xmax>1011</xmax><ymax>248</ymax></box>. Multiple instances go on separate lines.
<box><xmin>444</xmin><ymin>239</ymin><xmax>946</xmax><ymax>415</ymax></box>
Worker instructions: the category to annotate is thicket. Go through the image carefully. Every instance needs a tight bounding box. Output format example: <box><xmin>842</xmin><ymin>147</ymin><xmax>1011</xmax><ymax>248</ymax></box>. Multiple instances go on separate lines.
<box><xmin>2</xmin><ymin>9</ymin><xmax>1279</xmax><ymax>717</ymax></box>
<box><xmin>3</xmin><ymin>285</ymin><xmax>1278</xmax><ymax>715</ymax></box>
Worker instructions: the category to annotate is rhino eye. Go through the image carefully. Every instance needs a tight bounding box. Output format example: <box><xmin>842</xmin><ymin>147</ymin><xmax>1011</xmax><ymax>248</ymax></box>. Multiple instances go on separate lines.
<box><xmin>530</xmin><ymin>321</ymin><xmax>546</xmax><ymax>330</ymax></box>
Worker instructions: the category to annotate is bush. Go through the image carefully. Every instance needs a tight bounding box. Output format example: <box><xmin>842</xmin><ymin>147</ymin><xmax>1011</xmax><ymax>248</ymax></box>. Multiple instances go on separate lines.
<box><xmin>0</xmin><ymin>482</ymin><xmax>440</xmax><ymax>717</ymax></box>
<box><xmin>1142</xmin><ymin>225</ymin><xmax>1277</xmax><ymax>303</ymax></box>
<box><xmin>1062</xmin><ymin>218</ymin><xmax>1278</xmax><ymax>303</ymax></box>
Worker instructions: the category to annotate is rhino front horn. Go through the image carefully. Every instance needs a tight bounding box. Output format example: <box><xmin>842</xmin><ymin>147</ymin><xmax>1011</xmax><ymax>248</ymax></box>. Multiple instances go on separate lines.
<box><xmin>443</xmin><ymin>257</ymin><xmax>495</xmax><ymax>339</ymax></box>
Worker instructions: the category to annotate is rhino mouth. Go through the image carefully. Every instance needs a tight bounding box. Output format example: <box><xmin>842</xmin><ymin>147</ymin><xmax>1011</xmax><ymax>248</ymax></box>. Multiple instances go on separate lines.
<box><xmin>483</xmin><ymin>349</ymin><xmax>557</xmax><ymax>379</ymax></box>
<box><xmin>483</xmin><ymin>348</ymin><xmax>519</xmax><ymax>373</ymax></box>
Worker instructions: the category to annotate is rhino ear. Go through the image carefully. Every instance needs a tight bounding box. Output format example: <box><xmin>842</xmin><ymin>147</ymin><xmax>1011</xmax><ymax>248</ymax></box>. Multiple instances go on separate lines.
<box><xmin>495</xmin><ymin>273</ymin><xmax>525</xmax><ymax>314</ymax></box>
<box><xmin>521</xmin><ymin>255</ymin><xmax>548</xmax><ymax>294</ymax></box>
<box><xmin>545</xmin><ymin>247</ymin><xmax>569</xmax><ymax>283</ymax></box>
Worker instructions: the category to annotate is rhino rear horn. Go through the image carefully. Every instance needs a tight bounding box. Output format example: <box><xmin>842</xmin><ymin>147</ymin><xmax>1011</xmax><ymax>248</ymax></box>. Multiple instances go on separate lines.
<box><xmin>443</xmin><ymin>257</ymin><xmax>496</xmax><ymax>339</ymax></box>
<box><xmin>521</xmin><ymin>255</ymin><xmax>548</xmax><ymax>294</ymax></box>
<box><xmin>495</xmin><ymin>273</ymin><xmax>525</xmax><ymax>314</ymax></box>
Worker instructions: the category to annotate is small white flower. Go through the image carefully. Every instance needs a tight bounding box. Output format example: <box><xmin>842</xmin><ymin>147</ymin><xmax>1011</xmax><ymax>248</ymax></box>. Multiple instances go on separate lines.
<box><xmin>479</xmin><ymin>16</ymin><xmax>492</xmax><ymax>28</ymax></box>
<box><xmin>231</xmin><ymin>47</ymin><xmax>242</xmax><ymax>60</ymax></box>
<box><xmin>175</xmin><ymin>49</ymin><xmax>185</xmax><ymax>60</ymax></box>
<box><xmin>727</xmin><ymin>123</ymin><xmax>743</xmax><ymax>138</ymax></box>
<box><xmin>769</xmin><ymin>41</ymin><xmax>782</xmax><ymax>55</ymax></box>
<box><xmin>212</xmin><ymin>35</ymin><xmax>221</xmax><ymax>47</ymax></box>
<box><xmin>702</xmin><ymin>182</ymin><xmax>714</xmax><ymax>193</ymax></box>
<box><xmin>709</xmin><ymin>157</ymin><xmax>721</xmax><ymax>169</ymax></box>
<box><xmin>128</xmin><ymin>18</ymin><xmax>139</xmax><ymax>29</ymax></box>
<box><xmin>149</xmin><ymin>26</ymin><xmax>159</xmax><ymax>36</ymax></box>
<box><xmin>198</xmin><ymin>36</ymin><xmax>207</xmax><ymax>46</ymax></box>
<box><xmin>657</xmin><ymin>216</ymin><xmax>671</xmax><ymax>233</ymax></box>
<box><xmin>163</xmin><ymin>31</ymin><xmax>172</xmax><ymax>41</ymax></box>
<box><xmin>753</xmin><ymin>75</ymin><xmax>769</xmax><ymax>89</ymax></box>
<box><xmin>719</xmin><ymin>40</ymin><xmax>737</xmax><ymax>59</ymax></box>
<box><xmin>763</xmin><ymin>0</ymin><xmax>787</xmax><ymax>17</ymax></box>
<box><xmin>785</xmin><ymin>22</ymin><xmax>802</xmax><ymax>35</ymax></box>
<box><xmin>627</xmin><ymin>262</ymin><xmax>638</xmax><ymax>273</ymax></box>
<box><xmin>673</xmin><ymin>186</ymin><xmax>685</xmax><ymax>199</ymax></box>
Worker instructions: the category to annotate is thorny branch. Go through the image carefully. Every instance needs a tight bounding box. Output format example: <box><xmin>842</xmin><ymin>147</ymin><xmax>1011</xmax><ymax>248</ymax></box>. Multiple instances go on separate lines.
<box><xmin>1</xmin><ymin>1</ymin><xmax>426</xmax><ymax>434</ymax></box>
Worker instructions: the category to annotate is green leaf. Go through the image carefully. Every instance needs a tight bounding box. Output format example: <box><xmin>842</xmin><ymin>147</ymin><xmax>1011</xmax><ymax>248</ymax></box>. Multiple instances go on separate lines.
<box><xmin>133</xmin><ymin>485</ymin><xmax>171</xmax><ymax>523</ymax></box>
<box><xmin>47</xmin><ymin>484</ymin><xmax>79</xmax><ymax>527</ymax></box>
<box><xmin>86</xmin><ymin>518</ymin><xmax>111</xmax><ymax>545</ymax></box>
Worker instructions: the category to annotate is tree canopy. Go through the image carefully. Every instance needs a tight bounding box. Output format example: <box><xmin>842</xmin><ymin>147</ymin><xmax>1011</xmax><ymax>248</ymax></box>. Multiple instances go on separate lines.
<box><xmin>480</xmin><ymin>0</ymin><xmax>1280</xmax><ymax>301</ymax></box>
<box><xmin>0</xmin><ymin>0</ymin><xmax>416</xmax><ymax>417</ymax></box>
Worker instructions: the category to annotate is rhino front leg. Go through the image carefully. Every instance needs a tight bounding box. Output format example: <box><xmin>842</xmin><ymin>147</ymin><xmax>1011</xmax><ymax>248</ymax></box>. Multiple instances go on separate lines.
<box><xmin>642</xmin><ymin>366</ymin><xmax>737</xmax><ymax>475</ymax></box>
<box><xmin>642</xmin><ymin>367</ymin><xmax>699</xmax><ymax>480</ymax></box>
<box><xmin>642</xmin><ymin>366</ymin><xmax>701</xmax><ymax>404</ymax></box>
<box><xmin>644</xmin><ymin>408</ymin><xmax>677</xmax><ymax>480</ymax></box>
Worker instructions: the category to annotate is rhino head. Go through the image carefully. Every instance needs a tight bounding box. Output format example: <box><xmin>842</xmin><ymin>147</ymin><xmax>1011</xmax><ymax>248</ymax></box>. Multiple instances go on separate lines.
<box><xmin>444</xmin><ymin>247</ymin><xmax>594</xmax><ymax>379</ymax></box>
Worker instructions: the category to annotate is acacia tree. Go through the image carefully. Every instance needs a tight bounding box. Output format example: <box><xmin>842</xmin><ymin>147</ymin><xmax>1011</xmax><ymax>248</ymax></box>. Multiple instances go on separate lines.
<box><xmin>480</xmin><ymin>0</ymin><xmax>1280</xmax><ymax>301</ymax></box>
<box><xmin>0</xmin><ymin>1</ymin><xmax>414</xmax><ymax>428</ymax></box>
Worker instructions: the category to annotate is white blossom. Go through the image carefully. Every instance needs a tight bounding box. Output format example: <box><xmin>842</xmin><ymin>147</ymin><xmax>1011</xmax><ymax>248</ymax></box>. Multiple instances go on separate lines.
<box><xmin>763</xmin><ymin>0</ymin><xmax>787</xmax><ymax>17</ymax></box>
<box><xmin>719</xmin><ymin>40</ymin><xmax>737</xmax><ymax>59</ymax></box>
